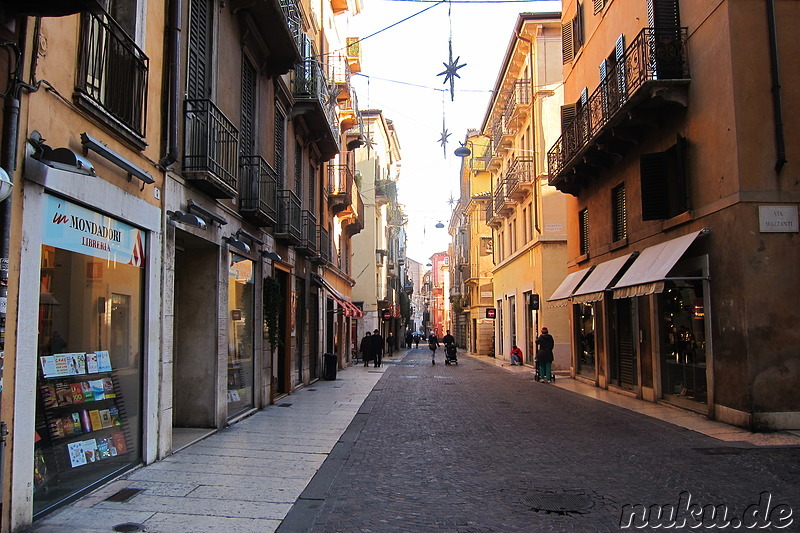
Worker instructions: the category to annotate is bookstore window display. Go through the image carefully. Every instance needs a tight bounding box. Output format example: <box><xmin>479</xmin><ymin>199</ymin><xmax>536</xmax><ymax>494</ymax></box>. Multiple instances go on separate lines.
<box><xmin>227</xmin><ymin>254</ymin><xmax>255</xmax><ymax>417</ymax></box>
<box><xmin>660</xmin><ymin>281</ymin><xmax>707</xmax><ymax>405</ymax></box>
<box><xmin>34</xmin><ymin>197</ymin><xmax>143</xmax><ymax>517</ymax></box>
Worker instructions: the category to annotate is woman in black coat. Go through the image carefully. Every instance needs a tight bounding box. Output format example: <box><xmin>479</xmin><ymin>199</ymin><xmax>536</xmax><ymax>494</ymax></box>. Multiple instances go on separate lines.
<box><xmin>535</xmin><ymin>327</ymin><xmax>555</xmax><ymax>382</ymax></box>
<box><xmin>359</xmin><ymin>332</ymin><xmax>373</xmax><ymax>367</ymax></box>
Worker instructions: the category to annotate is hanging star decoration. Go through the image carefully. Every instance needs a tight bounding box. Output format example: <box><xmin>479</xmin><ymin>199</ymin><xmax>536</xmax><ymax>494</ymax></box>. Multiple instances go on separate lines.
<box><xmin>448</xmin><ymin>194</ymin><xmax>456</xmax><ymax>208</ymax></box>
<box><xmin>438</xmin><ymin>122</ymin><xmax>451</xmax><ymax>159</ymax></box>
<box><xmin>437</xmin><ymin>41</ymin><xmax>466</xmax><ymax>102</ymax></box>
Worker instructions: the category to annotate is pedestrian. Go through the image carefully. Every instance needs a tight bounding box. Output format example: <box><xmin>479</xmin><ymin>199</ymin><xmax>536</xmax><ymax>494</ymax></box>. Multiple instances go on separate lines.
<box><xmin>405</xmin><ymin>330</ymin><xmax>413</xmax><ymax>348</ymax></box>
<box><xmin>510</xmin><ymin>344</ymin><xmax>523</xmax><ymax>366</ymax></box>
<box><xmin>386</xmin><ymin>331</ymin><xmax>397</xmax><ymax>357</ymax></box>
<box><xmin>428</xmin><ymin>332</ymin><xmax>439</xmax><ymax>365</ymax></box>
<box><xmin>442</xmin><ymin>329</ymin><xmax>455</xmax><ymax>347</ymax></box>
<box><xmin>414</xmin><ymin>334</ymin><xmax>420</xmax><ymax>348</ymax></box>
<box><xmin>359</xmin><ymin>331</ymin><xmax>373</xmax><ymax>367</ymax></box>
<box><xmin>371</xmin><ymin>329</ymin><xmax>385</xmax><ymax>367</ymax></box>
<box><xmin>535</xmin><ymin>327</ymin><xmax>555</xmax><ymax>382</ymax></box>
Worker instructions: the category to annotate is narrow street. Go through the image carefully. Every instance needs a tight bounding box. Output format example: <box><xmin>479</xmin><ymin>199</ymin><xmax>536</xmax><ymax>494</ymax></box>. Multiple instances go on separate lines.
<box><xmin>283</xmin><ymin>348</ymin><xmax>800</xmax><ymax>532</ymax></box>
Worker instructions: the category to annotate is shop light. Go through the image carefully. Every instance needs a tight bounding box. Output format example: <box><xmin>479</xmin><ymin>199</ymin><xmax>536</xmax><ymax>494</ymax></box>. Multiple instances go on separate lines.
<box><xmin>262</xmin><ymin>250</ymin><xmax>282</xmax><ymax>261</ymax></box>
<box><xmin>80</xmin><ymin>133</ymin><xmax>154</xmax><ymax>184</ymax></box>
<box><xmin>224</xmin><ymin>235</ymin><xmax>250</xmax><ymax>254</ymax></box>
<box><xmin>236</xmin><ymin>229</ymin><xmax>264</xmax><ymax>246</ymax></box>
<box><xmin>187</xmin><ymin>200</ymin><xmax>227</xmax><ymax>226</ymax></box>
<box><xmin>167</xmin><ymin>210</ymin><xmax>207</xmax><ymax>229</ymax></box>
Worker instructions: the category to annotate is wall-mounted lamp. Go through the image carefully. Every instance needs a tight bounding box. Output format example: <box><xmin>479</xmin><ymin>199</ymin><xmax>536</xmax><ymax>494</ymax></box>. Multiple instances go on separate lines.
<box><xmin>187</xmin><ymin>199</ymin><xmax>227</xmax><ymax>226</ymax></box>
<box><xmin>224</xmin><ymin>235</ymin><xmax>250</xmax><ymax>254</ymax></box>
<box><xmin>167</xmin><ymin>210</ymin><xmax>207</xmax><ymax>229</ymax></box>
<box><xmin>262</xmin><ymin>250</ymin><xmax>282</xmax><ymax>261</ymax></box>
<box><xmin>0</xmin><ymin>167</ymin><xmax>13</xmax><ymax>202</ymax></box>
<box><xmin>29</xmin><ymin>131</ymin><xmax>95</xmax><ymax>176</ymax></box>
<box><xmin>236</xmin><ymin>229</ymin><xmax>264</xmax><ymax>246</ymax></box>
<box><xmin>80</xmin><ymin>133</ymin><xmax>154</xmax><ymax>184</ymax></box>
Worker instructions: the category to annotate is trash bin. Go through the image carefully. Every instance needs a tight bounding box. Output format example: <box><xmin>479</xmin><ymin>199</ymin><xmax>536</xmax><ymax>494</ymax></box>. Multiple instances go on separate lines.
<box><xmin>323</xmin><ymin>352</ymin><xmax>337</xmax><ymax>381</ymax></box>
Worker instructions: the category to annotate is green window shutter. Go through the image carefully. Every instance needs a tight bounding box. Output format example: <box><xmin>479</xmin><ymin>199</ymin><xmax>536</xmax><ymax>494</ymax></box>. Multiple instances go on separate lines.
<box><xmin>274</xmin><ymin>108</ymin><xmax>285</xmax><ymax>188</ymax></box>
<box><xmin>562</xmin><ymin>20</ymin><xmax>574</xmax><ymax>63</ymax></box>
<box><xmin>640</xmin><ymin>151</ymin><xmax>670</xmax><ymax>220</ymax></box>
<box><xmin>187</xmin><ymin>0</ymin><xmax>212</xmax><ymax>100</ymax></box>
<box><xmin>240</xmin><ymin>57</ymin><xmax>256</xmax><ymax>157</ymax></box>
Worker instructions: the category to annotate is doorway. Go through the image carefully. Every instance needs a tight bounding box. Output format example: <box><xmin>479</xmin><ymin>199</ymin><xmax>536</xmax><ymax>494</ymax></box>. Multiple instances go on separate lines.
<box><xmin>611</xmin><ymin>298</ymin><xmax>637</xmax><ymax>389</ymax></box>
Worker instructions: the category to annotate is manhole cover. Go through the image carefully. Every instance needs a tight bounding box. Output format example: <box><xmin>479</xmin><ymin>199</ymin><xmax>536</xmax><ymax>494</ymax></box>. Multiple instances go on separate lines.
<box><xmin>278</xmin><ymin>403</ymin><xmax>292</xmax><ymax>407</ymax></box>
<box><xmin>522</xmin><ymin>492</ymin><xmax>594</xmax><ymax>515</ymax></box>
<box><xmin>105</xmin><ymin>488</ymin><xmax>143</xmax><ymax>503</ymax></box>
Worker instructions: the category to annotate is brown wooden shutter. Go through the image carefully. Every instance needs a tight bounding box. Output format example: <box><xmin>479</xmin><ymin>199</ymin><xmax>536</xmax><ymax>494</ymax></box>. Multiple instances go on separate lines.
<box><xmin>561</xmin><ymin>103</ymin><xmax>577</xmax><ymax>129</ymax></box>
<box><xmin>187</xmin><ymin>0</ymin><xmax>213</xmax><ymax>100</ymax></box>
<box><xmin>593</xmin><ymin>0</ymin><xmax>605</xmax><ymax>15</ymax></box>
<box><xmin>650</xmin><ymin>0</ymin><xmax>681</xmax><ymax>28</ymax></box>
<box><xmin>640</xmin><ymin>151</ymin><xmax>670</xmax><ymax>220</ymax></box>
<box><xmin>562</xmin><ymin>20</ymin><xmax>574</xmax><ymax>63</ymax></box>
<box><xmin>612</xmin><ymin>183</ymin><xmax>627</xmax><ymax>241</ymax></box>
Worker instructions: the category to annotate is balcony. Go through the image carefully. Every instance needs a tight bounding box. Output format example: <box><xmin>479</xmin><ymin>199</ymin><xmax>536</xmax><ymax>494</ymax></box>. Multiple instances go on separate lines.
<box><xmin>297</xmin><ymin>210</ymin><xmax>318</xmax><ymax>256</ymax></box>
<box><xmin>230</xmin><ymin>0</ymin><xmax>302</xmax><ymax>75</ymax></box>
<box><xmin>375</xmin><ymin>179</ymin><xmax>394</xmax><ymax>205</ymax></box>
<box><xmin>494</xmin><ymin>177</ymin><xmax>514</xmax><ymax>216</ymax></box>
<box><xmin>346</xmin><ymin>37</ymin><xmax>362</xmax><ymax>73</ymax></box>
<box><xmin>239</xmin><ymin>156</ymin><xmax>278</xmax><ymax>226</ymax></box>
<box><xmin>505</xmin><ymin>157</ymin><xmax>535</xmax><ymax>200</ymax></box>
<box><xmin>501</xmin><ymin>79</ymin><xmax>532</xmax><ymax>130</ymax></box>
<box><xmin>485</xmin><ymin>201</ymin><xmax>496</xmax><ymax>228</ymax></box>
<box><xmin>548</xmin><ymin>27</ymin><xmax>690</xmax><ymax>195</ymax></box>
<box><xmin>75</xmin><ymin>9</ymin><xmax>148</xmax><ymax>145</ymax></box>
<box><xmin>341</xmin><ymin>181</ymin><xmax>365</xmax><ymax>237</ymax></box>
<box><xmin>183</xmin><ymin>99</ymin><xmax>239</xmax><ymax>198</ymax></box>
<box><xmin>292</xmin><ymin>56</ymin><xmax>339</xmax><ymax>160</ymax></box>
<box><xmin>328</xmin><ymin>155</ymin><xmax>354</xmax><ymax>215</ymax></box>
<box><xmin>490</xmin><ymin>116</ymin><xmax>511</xmax><ymax>157</ymax></box>
<box><xmin>275</xmin><ymin>189</ymin><xmax>302</xmax><ymax>243</ymax></box>
<box><xmin>316</xmin><ymin>226</ymin><xmax>331</xmax><ymax>264</ymax></box>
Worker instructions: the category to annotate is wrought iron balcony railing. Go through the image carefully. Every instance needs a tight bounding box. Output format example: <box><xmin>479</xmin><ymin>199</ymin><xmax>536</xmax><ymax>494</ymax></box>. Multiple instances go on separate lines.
<box><xmin>239</xmin><ymin>155</ymin><xmax>278</xmax><ymax>226</ymax></box>
<box><xmin>297</xmin><ymin>210</ymin><xmax>318</xmax><ymax>256</ymax></box>
<box><xmin>491</xmin><ymin>117</ymin><xmax>509</xmax><ymax>155</ymax></box>
<box><xmin>275</xmin><ymin>189</ymin><xmax>302</xmax><ymax>243</ymax></box>
<box><xmin>328</xmin><ymin>160</ymin><xmax>353</xmax><ymax>214</ymax></box>
<box><xmin>485</xmin><ymin>201</ymin><xmax>494</xmax><ymax>226</ymax></box>
<box><xmin>502</xmin><ymin>79</ymin><xmax>532</xmax><ymax>127</ymax></box>
<box><xmin>493</xmin><ymin>180</ymin><xmax>506</xmax><ymax>214</ymax></box>
<box><xmin>505</xmin><ymin>157</ymin><xmax>535</xmax><ymax>199</ymax></box>
<box><xmin>548</xmin><ymin>27</ymin><xmax>690</xmax><ymax>188</ymax></box>
<box><xmin>76</xmin><ymin>9</ymin><xmax>148</xmax><ymax>139</ymax></box>
<box><xmin>279</xmin><ymin>0</ymin><xmax>303</xmax><ymax>54</ymax></box>
<box><xmin>183</xmin><ymin>99</ymin><xmax>239</xmax><ymax>198</ymax></box>
<box><xmin>317</xmin><ymin>226</ymin><xmax>331</xmax><ymax>264</ymax></box>
<box><xmin>292</xmin><ymin>58</ymin><xmax>339</xmax><ymax>142</ymax></box>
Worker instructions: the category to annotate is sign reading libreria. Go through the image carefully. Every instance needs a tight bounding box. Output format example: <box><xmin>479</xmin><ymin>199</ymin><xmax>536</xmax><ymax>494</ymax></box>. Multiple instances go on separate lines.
<box><xmin>43</xmin><ymin>195</ymin><xmax>145</xmax><ymax>267</ymax></box>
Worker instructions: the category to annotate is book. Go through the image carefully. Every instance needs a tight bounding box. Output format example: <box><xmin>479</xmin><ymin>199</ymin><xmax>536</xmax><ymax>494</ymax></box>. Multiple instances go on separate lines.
<box><xmin>81</xmin><ymin>439</ymin><xmax>98</xmax><ymax>463</ymax></box>
<box><xmin>67</xmin><ymin>441</ymin><xmax>87</xmax><ymax>468</ymax></box>
<box><xmin>73</xmin><ymin>353</ymin><xmax>87</xmax><ymax>375</ymax></box>
<box><xmin>108</xmin><ymin>406</ymin><xmax>121</xmax><ymax>426</ymax></box>
<box><xmin>89</xmin><ymin>410</ymin><xmax>103</xmax><ymax>431</ymax></box>
<box><xmin>40</xmin><ymin>384</ymin><xmax>58</xmax><ymax>408</ymax></box>
<box><xmin>48</xmin><ymin>418</ymin><xmax>65</xmax><ymax>439</ymax></box>
<box><xmin>111</xmin><ymin>432</ymin><xmax>127</xmax><ymax>454</ymax></box>
<box><xmin>89</xmin><ymin>380</ymin><xmax>105</xmax><ymax>401</ymax></box>
<box><xmin>40</xmin><ymin>356</ymin><xmax>57</xmax><ymax>378</ymax></box>
<box><xmin>85</xmin><ymin>353</ymin><xmax>99</xmax><ymax>374</ymax></box>
<box><xmin>80</xmin><ymin>382</ymin><xmax>94</xmax><ymax>402</ymax></box>
<box><xmin>68</xmin><ymin>412</ymin><xmax>83</xmax><ymax>436</ymax></box>
<box><xmin>96</xmin><ymin>438</ymin><xmax>112</xmax><ymax>459</ymax></box>
<box><xmin>96</xmin><ymin>350</ymin><xmax>112</xmax><ymax>372</ymax></box>
<box><xmin>102</xmin><ymin>377</ymin><xmax>115</xmax><ymax>399</ymax></box>
<box><xmin>105</xmin><ymin>436</ymin><xmax>118</xmax><ymax>456</ymax></box>
<box><xmin>53</xmin><ymin>354</ymin><xmax>70</xmax><ymax>376</ymax></box>
<box><xmin>70</xmin><ymin>383</ymin><xmax>84</xmax><ymax>403</ymax></box>
<box><xmin>55</xmin><ymin>382</ymin><xmax>73</xmax><ymax>405</ymax></box>
<box><xmin>99</xmin><ymin>409</ymin><xmax>112</xmax><ymax>428</ymax></box>
<box><xmin>80</xmin><ymin>409</ymin><xmax>92</xmax><ymax>433</ymax></box>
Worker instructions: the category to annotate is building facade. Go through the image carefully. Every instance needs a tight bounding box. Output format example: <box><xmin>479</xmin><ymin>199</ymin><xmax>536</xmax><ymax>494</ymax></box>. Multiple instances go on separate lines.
<box><xmin>547</xmin><ymin>0</ymin><xmax>799</xmax><ymax>430</ymax></box>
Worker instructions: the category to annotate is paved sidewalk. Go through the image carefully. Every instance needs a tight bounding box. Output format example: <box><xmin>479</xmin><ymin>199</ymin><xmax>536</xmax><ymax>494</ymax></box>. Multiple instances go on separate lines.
<box><xmin>30</xmin><ymin>365</ymin><xmax>385</xmax><ymax>533</ymax></box>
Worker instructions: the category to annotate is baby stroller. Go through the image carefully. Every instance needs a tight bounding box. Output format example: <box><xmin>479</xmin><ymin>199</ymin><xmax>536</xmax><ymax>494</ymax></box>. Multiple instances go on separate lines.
<box><xmin>534</xmin><ymin>360</ymin><xmax>555</xmax><ymax>382</ymax></box>
<box><xmin>444</xmin><ymin>342</ymin><xmax>458</xmax><ymax>365</ymax></box>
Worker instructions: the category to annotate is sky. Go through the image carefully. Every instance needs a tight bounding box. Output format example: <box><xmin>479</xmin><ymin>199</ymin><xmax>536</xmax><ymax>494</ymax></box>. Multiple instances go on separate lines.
<box><xmin>348</xmin><ymin>0</ymin><xmax>561</xmax><ymax>264</ymax></box>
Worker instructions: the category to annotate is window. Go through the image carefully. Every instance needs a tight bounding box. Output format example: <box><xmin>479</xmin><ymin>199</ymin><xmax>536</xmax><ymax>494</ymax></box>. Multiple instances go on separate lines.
<box><xmin>593</xmin><ymin>0</ymin><xmax>606</xmax><ymax>15</ymax></box>
<box><xmin>274</xmin><ymin>108</ymin><xmax>286</xmax><ymax>188</ymax></box>
<box><xmin>612</xmin><ymin>183</ymin><xmax>627</xmax><ymax>242</ymax></box>
<box><xmin>579</xmin><ymin>208</ymin><xmax>590</xmax><ymax>255</ymax></box>
<box><xmin>187</xmin><ymin>0</ymin><xmax>213</xmax><ymax>101</ymax></box>
<box><xmin>640</xmin><ymin>135</ymin><xmax>688</xmax><ymax>220</ymax></box>
<box><xmin>294</xmin><ymin>141</ymin><xmax>303</xmax><ymax>195</ymax></box>
<box><xmin>522</xmin><ymin>208</ymin><xmax>528</xmax><ymax>243</ymax></box>
<box><xmin>562</xmin><ymin>1</ymin><xmax>585</xmax><ymax>63</ymax></box>
<box><xmin>240</xmin><ymin>56</ymin><xmax>257</xmax><ymax>156</ymax></box>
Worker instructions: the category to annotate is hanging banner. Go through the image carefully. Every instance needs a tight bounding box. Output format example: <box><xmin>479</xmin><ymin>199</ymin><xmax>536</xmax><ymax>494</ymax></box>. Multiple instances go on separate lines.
<box><xmin>43</xmin><ymin>194</ymin><xmax>145</xmax><ymax>267</ymax></box>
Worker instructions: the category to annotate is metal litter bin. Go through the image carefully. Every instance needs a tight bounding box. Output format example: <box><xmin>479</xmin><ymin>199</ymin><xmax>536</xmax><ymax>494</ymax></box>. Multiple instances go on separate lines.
<box><xmin>323</xmin><ymin>352</ymin><xmax>337</xmax><ymax>380</ymax></box>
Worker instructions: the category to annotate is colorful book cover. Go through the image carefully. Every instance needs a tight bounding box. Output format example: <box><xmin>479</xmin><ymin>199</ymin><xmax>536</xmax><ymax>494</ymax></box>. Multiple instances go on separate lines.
<box><xmin>108</xmin><ymin>406</ymin><xmax>121</xmax><ymax>426</ymax></box>
<box><xmin>89</xmin><ymin>380</ymin><xmax>105</xmax><ymax>401</ymax></box>
<box><xmin>39</xmin><ymin>356</ymin><xmax>57</xmax><ymax>378</ymax></box>
<box><xmin>69</xmin><ymin>412</ymin><xmax>83</xmax><ymax>435</ymax></box>
<box><xmin>96</xmin><ymin>350</ymin><xmax>112</xmax><ymax>372</ymax></box>
<box><xmin>70</xmin><ymin>383</ymin><xmax>84</xmax><ymax>403</ymax></box>
<box><xmin>99</xmin><ymin>409</ymin><xmax>112</xmax><ymax>429</ymax></box>
<box><xmin>67</xmin><ymin>441</ymin><xmax>87</xmax><ymax>468</ymax></box>
<box><xmin>89</xmin><ymin>410</ymin><xmax>103</xmax><ymax>431</ymax></box>
<box><xmin>74</xmin><ymin>353</ymin><xmax>87</xmax><ymax>375</ymax></box>
<box><xmin>85</xmin><ymin>352</ymin><xmax>99</xmax><ymax>374</ymax></box>
<box><xmin>80</xmin><ymin>382</ymin><xmax>94</xmax><ymax>402</ymax></box>
<box><xmin>80</xmin><ymin>409</ymin><xmax>92</xmax><ymax>433</ymax></box>
<box><xmin>55</xmin><ymin>382</ymin><xmax>73</xmax><ymax>405</ymax></box>
<box><xmin>40</xmin><ymin>384</ymin><xmax>58</xmax><ymax>408</ymax></box>
<box><xmin>81</xmin><ymin>439</ymin><xmax>98</xmax><ymax>463</ymax></box>
<box><xmin>97</xmin><ymin>438</ymin><xmax>112</xmax><ymax>459</ymax></box>
<box><xmin>48</xmin><ymin>418</ymin><xmax>65</xmax><ymax>439</ymax></box>
<box><xmin>53</xmin><ymin>354</ymin><xmax>70</xmax><ymax>376</ymax></box>
<box><xmin>102</xmin><ymin>377</ymin><xmax>116</xmax><ymax>398</ymax></box>
<box><xmin>112</xmin><ymin>432</ymin><xmax>127</xmax><ymax>454</ymax></box>
<box><xmin>104</xmin><ymin>436</ymin><xmax>118</xmax><ymax>456</ymax></box>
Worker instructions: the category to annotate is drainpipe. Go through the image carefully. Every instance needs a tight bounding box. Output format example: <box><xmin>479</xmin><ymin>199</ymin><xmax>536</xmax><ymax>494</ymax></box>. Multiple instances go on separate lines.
<box><xmin>765</xmin><ymin>0</ymin><xmax>787</xmax><ymax>173</ymax></box>
<box><xmin>159</xmin><ymin>0</ymin><xmax>182</xmax><ymax>169</ymax></box>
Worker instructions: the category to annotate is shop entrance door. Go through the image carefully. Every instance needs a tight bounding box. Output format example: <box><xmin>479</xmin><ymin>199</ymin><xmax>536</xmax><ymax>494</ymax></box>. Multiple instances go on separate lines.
<box><xmin>173</xmin><ymin>232</ymin><xmax>218</xmax><ymax>435</ymax></box>
<box><xmin>611</xmin><ymin>298</ymin><xmax>637</xmax><ymax>389</ymax></box>
<box><xmin>275</xmin><ymin>270</ymin><xmax>290</xmax><ymax>395</ymax></box>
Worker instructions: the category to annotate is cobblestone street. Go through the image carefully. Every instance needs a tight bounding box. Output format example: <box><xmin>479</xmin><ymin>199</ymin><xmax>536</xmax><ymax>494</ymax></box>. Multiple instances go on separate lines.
<box><xmin>281</xmin><ymin>348</ymin><xmax>800</xmax><ymax>532</ymax></box>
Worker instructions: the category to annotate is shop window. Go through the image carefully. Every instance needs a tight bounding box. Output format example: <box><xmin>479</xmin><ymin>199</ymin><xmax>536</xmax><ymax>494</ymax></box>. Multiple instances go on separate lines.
<box><xmin>228</xmin><ymin>254</ymin><xmax>255</xmax><ymax>417</ymax></box>
<box><xmin>661</xmin><ymin>280</ymin><xmax>707</xmax><ymax>404</ymax></box>
<box><xmin>640</xmin><ymin>135</ymin><xmax>688</xmax><ymax>220</ymax></box>
<box><xmin>576</xmin><ymin>303</ymin><xmax>596</xmax><ymax>378</ymax></box>
<box><xmin>35</xmin><ymin>195</ymin><xmax>143</xmax><ymax>516</ymax></box>
<box><xmin>612</xmin><ymin>183</ymin><xmax>627</xmax><ymax>242</ymax></box>
<box><xmin>579</xmin><ymin>208</ymin><xmax>590</xmax><ymax>255</ymax></box>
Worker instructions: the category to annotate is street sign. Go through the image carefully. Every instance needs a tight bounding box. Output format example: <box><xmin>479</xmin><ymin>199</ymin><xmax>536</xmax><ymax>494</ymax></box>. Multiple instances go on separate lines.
<box><xmin>486</xmin><ymin>308</ymin><xmax>496</xmax><ymax>319</ymax></box>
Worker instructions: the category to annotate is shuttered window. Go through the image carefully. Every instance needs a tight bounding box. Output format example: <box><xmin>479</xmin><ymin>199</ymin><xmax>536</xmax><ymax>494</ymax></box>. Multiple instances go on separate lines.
<box><xmin>612</xmin><ymin>183</ymin><xmax>627</xmax><ymax>242</ymax></box>
<box><xmin>187</xmin><ymin>0</ymin><xmax>212</xmax><ymax>100</ymax></box>
<box><xmin>640</xmin><ymin>135</ymin><xmax>688</xmax><ymax>220</ymax></box>
<box><xmin>274</xmin><ymin>108</ymin><xmax>285</xmax><ymax>188</ymax></box>
<box><xmin>561</xmin><ymin>103</ymin><xmax>577</xmax><ymax>129</ymax></box>
<box><xmin>240</xmin><ymin>57</ymin><xmax>256</xmax><ymax>156</ymax></box>
<box><xmin>648</xmin><ymin>0</ymin><xmax>681</xmax><ymax>29</ymax></box>
<box><xmin>579</xmin><ymin>208</ymin><xmax>590</xmax><ymax>255</ymax></box>
<box><xmin>562</xmin><ymin>2</ymin><xmax>584</xmax><ymax>63</ymax></box>
<box><xmin>593</xmin><ymin>0</ymin><xmax>605</xmax><ymax>15</ymax></box>
<box><xmin>294</xmin><ymin>140</ymin><xmax>303</xmax><ymax>196</ymax></box>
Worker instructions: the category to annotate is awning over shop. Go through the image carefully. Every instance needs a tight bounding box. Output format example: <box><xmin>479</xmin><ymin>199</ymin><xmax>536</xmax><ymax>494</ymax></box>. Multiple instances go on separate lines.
<box><xmin>312</xmin><ymin>273</ymin><xmax>364</xmax><ymax>318</ymax></box>
<box><xmin>547</xmin><ymin>267</ymin><xmax>593</xmax><ymax>302</ymax></box>
<box><xmin>611</xmin><ymin>229</ymin><xmax>708</xmax><ymax>299</ymax></box>
<box><xmin>571</xmin><ymin>253</ymin><xmax>635</xmax><ymax>304</ymax></box>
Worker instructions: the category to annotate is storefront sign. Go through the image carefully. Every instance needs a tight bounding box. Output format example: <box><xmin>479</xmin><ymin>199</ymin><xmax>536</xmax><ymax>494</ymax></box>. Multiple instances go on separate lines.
<box><xmin>759</xmin><ymin>205</ymin><xmax>798</xmax><ymax>233</ymax></box>
<box><xmin>43</xmin><ymin>195</ymin><xmax>145</xmax><ymax>266</ymax></box>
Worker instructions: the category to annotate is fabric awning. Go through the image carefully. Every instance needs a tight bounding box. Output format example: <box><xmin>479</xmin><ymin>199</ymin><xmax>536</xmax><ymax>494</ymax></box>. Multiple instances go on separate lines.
<box><xmin>547</xmin><ymin>267</ymin><xmax>593</xmax><ymax>302</ymax></box>
<box><xmin>312</xmin><ymin>273</ymin><xmax>364</xmax><ymax>318</ymax></box>
<box><xmin>611</xmin><ymin>229</ymin><xmax>707</xmax><ymax>299</ymax></box>
<box><xmin>571</xmin><ymin>253</ymin><xmax>635</xmax><ymax>303</ymax></box>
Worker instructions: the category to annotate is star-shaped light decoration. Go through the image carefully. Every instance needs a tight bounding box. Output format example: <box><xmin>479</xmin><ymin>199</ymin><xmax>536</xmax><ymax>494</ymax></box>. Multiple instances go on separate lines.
<box><xmin>438</xmin><ymin>122</ymin><xmax>451</xmax><ymax>159</ymax></box>
<box><xmin>448</xmin><ymin>194</ymin><xmax>456</xmax><ymax>208</ymax></box>
<box><xmin>437</xmin><ymin>41</ymin><xmax>467</xmax><ymax>102</ymax></box>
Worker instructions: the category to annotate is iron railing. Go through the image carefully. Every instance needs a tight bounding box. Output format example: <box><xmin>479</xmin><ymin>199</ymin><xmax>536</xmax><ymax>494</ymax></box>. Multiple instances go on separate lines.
<box><xmin>328</xmin><ymin>161</ymin><xmax>353</xmax><ymax>196</ymax></box>
<box><xmin>184</xmin><ymin>99</ymin><xmax>239</xmax><ymax>195</ymax></box>
<box><xmin>77</xmin><ymin>10</ymin><xmax>148</xmax><ymax>137</ymax></box>
<box><xmin>485</xmin><ymin>201</ymin><xmax>494</xmax><ymax>225</ymax></box>
<box><xmin>493</xmin><ymin>179</ymin><xmax>507</xmax><ymax>214</ymax></box>
<box><xmin>276</xmin><ymin>189</ymin><xmax>302</xmax><ymax>242</ymax></box>
<box><xmin>279</xmin><ymin>0</ymin><xmax>303</xmax><ymax>53</ymax></box>
<box><xmin>293</xmin><ymin>58</ymin><xmax>338</xmax><ymax>139</ymax></box>
<box><xmin>299</xmin><ymin>210</ymin><xmax>318</xmax><ymax>255</ymax></box>
<box><xmin>239</xmin><ymin>155</ymin><xmax>278</xmax><ymax>226</ymax></box>
<box><xmin>502</xmin><ymin>79</ymin><xmax>531</xmax><ymax>126</ymax></box>
<box><xmin>491</xmin><ymin>117</ymin><xmax>508</xmax><ymax>155</ymax></box>
<box><xmin>317</xmin><ymin>226</ymin><xmax>331</xmax><ymax>263</ymax></box>
<box><xmin>548</xmin><ymin>27</ymin><xmax>690</xmax><ymax>178</ymax></box>
<box><xmin>505</xmin><ymin>157</ymin><xmax>535</xmax><ymax>195</ymax></box>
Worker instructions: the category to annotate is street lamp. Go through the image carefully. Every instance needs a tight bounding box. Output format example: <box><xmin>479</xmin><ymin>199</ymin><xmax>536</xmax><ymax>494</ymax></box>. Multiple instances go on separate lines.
<box><xmin>0</xmin><ymin>168</ymin><xmax>12</xmax><ymax>202</ymax></box>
